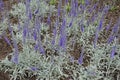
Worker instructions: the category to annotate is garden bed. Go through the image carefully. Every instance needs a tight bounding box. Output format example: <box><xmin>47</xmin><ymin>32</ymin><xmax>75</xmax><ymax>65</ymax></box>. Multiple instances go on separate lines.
<box><xmin>0</xmin><ymin>0</ymin><xmax>120</xmax><ymax>80</ymax></box>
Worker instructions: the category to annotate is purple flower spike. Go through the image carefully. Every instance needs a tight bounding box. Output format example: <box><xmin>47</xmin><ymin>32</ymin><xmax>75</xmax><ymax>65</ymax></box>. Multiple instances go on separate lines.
<box><xmin>23</xmin><ymin>21</ymin><xmax>29</xmax><ymax>43</ymax></box>
<box><xmin>11</xmin><ymin>38</ymin><xmax>19</xmax><ymax>64</ymax></box>
<box><xmin>8</xmin><ymin>26</ymin><xmax>13</xmax><ymax>35</ymax></box>
<box><xmin>78</xmin><ymin>47</ymin><xmax>84</xmax><ymax>64</ymax></box>
<box><xmin>34</xmin><ymin>8</ymin><xmax>39</xmax><ymax>14</ymax></box>
<box><xmin>11</xmin><ymin>53</ymin><xmax>19</xmax><ymax>64</ymax></box>
<box><xmin>65</xmin><ymin>0</ymin><xmax>68</xmax><ymax>4</ymax></box>
<box><xmin>33</xmin><ymin>30</ymin><xmax>37</xmax><ymax>41</ymax></box>
<box><xmin>70</xmin><ymin>0</ymin><xmax>75</xmax><ymax>16</ymax></box>
<box><xmin>51</xmin><ymin>38</ymin><xmax>55</xmax><ymax>46</ymax></box>
<box><xmin>107</xmin><ymin>35</ymin><xmax>115</xmax><ymax>44</ymax></box>
<box><xmin>112</xmin><ymin>23</ymin><xmax>119</xmax><ymax>34</ymax></box>
<box><xmin>74</xmin><ymin>0</ymin><xmax>78</xmax><ymax>9</ymax></box>
<box><xmin>110</xmin><ymin>46</ymin><xmax>116</xmax><ymax>59</ymax></box>
<box><xmin>4</xmin><ymin>36</ymin><xmax>11</xmax><ymax>46</ymax></box>
<box><xmin>70</xmin><ymin>56</ymin><xmax>74</xmax><ymax>63</ymax></box>
<box><xmin>25</xmin><ymin>0</ymin><xmax>31</xmax><ymax>15</ymax></box>
<box><xmin>59</xmin><ymin>36</ymin><xmax>63</xmax><ymax>47</ymax></box>
<box><xmin>39</xmin><ymin>46</ymin><xmax>45</xmax><ymax>55</ymax></box>
<box><xmin>59</xmin><ymin>34</ymin><xmax>67</xmax><ymax>50</ymax></box>
<box><xmin>23</xmin><ymin>27</ymin><xmax>27</xmax><ymax>37</ymax></box>
<box><xmin>35</xmin><ymin>17</ymin><xmax>41</xmax><ymax>32</ymax></box>
<box><xmin>34</xmin><ymin>43</ymin><xmax>39</xmax><ymax>51</ymax></box>
<box><xmin>80</xmin><ymin>24</ymin><xmax>84</xmax><ymax>32</ymax></box>
<box><xmin>94</xmin><ymin>31</ymin><xmax>99</xmax><ymax>48</ymax></box>
<box><xmin>85</xmin><ymin>0</ymin><xmax>90</xmax><ymax>5</ymax></box>
<box><xmin>37</xmin><ymin>39</ymin><xmax>45</xmax><ymax>55</ymax></box>
<box><xmin>69</xmin><ymin>19</ymin><xmax>73</xmax><ymax>27</ymax></box>
<box><xmin>0</xmin><ymin>0</ymin><xmax>4</xmax><ymax>10</ymax></box>
<box><xmin>97</xmin><ymin>17</ymin><xmax>104</xmax><ymax>31</ymax></box>
<box><xmin>57</xmin><ymin>3</ymin><xmax>61</xmax><ymax>17</ymax></box>
<box><xmin>27</xmin><ymin>0</ymin><xmax>31</xmax><ymax>3</ymax></box>
<box><xmin>91</xmin><ymin>14</ymin><xmax>98</xmax><ymax>23</ymax></box>
<box><xmin>88</xmin><ymin>2</ymin><xmax>98</xmax><ymax>13</ymax></box>
<box><xmin>60</xmin><ymin>18</ymin><xmax>66</xmax><ymax>34</ymax></box>
<box><xmin>29</xmin><ymin>9</ymin><xmax>32</xmax><ymax>20</ymax></box>
<box><xmin>47</xmin><ymin>15</ymin><xmax>51</xmax><ymax>25</ymax></box>
<box><xmin>59</xmin><ymin>18</ymin><xmax>67</xmax><ymax>49</ymax></box>
<box><xmin>103</xmin><ymin>5</ymin><xmax>110</xmax><ymax>14</ymax></box>
<box><xmin>30</xmin><ymin>67</ymin><xmax>38</xmax><ymax>71</ymax></box>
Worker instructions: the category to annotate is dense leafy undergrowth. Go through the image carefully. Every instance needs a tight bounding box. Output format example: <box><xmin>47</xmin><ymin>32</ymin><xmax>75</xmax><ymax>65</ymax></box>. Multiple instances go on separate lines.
<box><xmin>0</xmin><ymin>0</ymin><xmax>120</xmax><ymax>80</ymax></box>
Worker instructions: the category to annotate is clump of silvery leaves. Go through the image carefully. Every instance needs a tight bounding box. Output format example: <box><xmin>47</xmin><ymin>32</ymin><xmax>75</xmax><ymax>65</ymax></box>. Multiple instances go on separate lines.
<box><xmin>0</xmin><ymin>0</ymin><xmax>120</xmax><ymax>80</ymax></box>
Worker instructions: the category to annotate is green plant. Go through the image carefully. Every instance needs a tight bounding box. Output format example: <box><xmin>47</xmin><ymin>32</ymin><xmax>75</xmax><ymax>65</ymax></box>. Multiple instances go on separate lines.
<box><xmin>78</xmin><ymin>0</ymin><xmax>85</xmax><ymax>5</ymax></box>
<box><xmin>65</xmin><ymin>3</ymin><xmax>71</xmax><ymax>13</ymax></box>
<box><xmin>49</xmin><ymin>0</ymin><xmax>57</xmax><ymax>5</ymax></box>
<box><xmin>109</xmin><ymin>6</ymin><xmax>118</xmax><ymax>11</ymax></box>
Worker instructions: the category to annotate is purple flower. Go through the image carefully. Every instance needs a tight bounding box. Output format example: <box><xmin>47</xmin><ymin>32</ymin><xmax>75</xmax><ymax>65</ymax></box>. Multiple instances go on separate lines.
<box><xmin>37</xmin><ymin>37</ymin><xmax>45</xmax><ymax>55</ymax></box>
<box><xmin>94</xmin><ymin>31</ymin><xmax>99</xmax><ymax>48</ymax></box>
<box><xmin>34</xmin><ymin>8</ymin><xmax>39</xmax><ymax>14</ymax></box>
<box><xmin>8</xmin><ymin>26</ymin><xmax>13</xmax><ymax>35</ymax></box>
<box><xmin>53</xmin><ymin>27</ymin><xmax>57</xmax><ymax>36</ymax></box>
<box><xmin>70</xmin><ymin>0</ymin><xmax>76</xmax><ymax>17</ymax></box>
<box><xmin>70</xmin><ymin>56</ymin><xmax>74</xmax><ymax>63</ymax></box>
<box><xmin>11</xmin><ymin>38</ymin><xmax>19</xmax><ymax>64</ymax></box>
<box><xmin>22</xmin><ymin>20</ymin><xmax>29</xmax><ymax>43</ymax></box>
<box><xmin>79</xmin><ymin>18</ymin><xmax>84</xmax><ymax>32</ymax></box>
<box><xmin>110</xmin><ymin>46</ymin><xmax>116</xmax><ymax>59</ymax></box>
<box><xmin>97</xmin><ymin>16</ymin><xmax>104</xmax><ymax>31</ymax></box>
<box><xmin>59</xmin><ymin>18</ymin><xmax>67</xmax><ymax>49</ymax></box>
<box><xmin>112</xmin><ymin>23</ymin><xmax>119</xmax><ymax>34</ymax></box>
<box><xmin>74</xmin><ymin>0</ymin><xmax>78</xmax><ymax>9</ymax></box>
<box><xmin>59</xmin><ymin>36</ymin><xmax>63</xmax><ymax>47</ymax></box>
<box><xmin>29</xmin><ymin>9</ymin><xmax>32</xmax><ymax>20</ymax></box>
<box><xmin>34</xmin><ymin>43</ymin><xmax>39</xmax><ymax>51</ymax></box>
<box><xmin>0</xmin><ymin>0</ymin><xmax>4</xmax><ymax>10</ymax></box>
<box><xmin>23</xmin><ymin>27</ymin><xmax>27</xmax><ymax>43</ymax></box>
<box><xmin>33</xmin><ymin>30</ymin><xmax>37</xmax><ymax>41</ymax></box>
<box><xmin>57</xmin><ymin>3</ymin><xmax>61</xmax><ymax>17</ymax></box>
<box><xmin>88</xmin><ymin>2</ymin><xmax>98</xmax><ymax>13</ymax></box>
<box><xmin>47</xmin><ymin>15</ymin><xmax>51</xmax><ymax>25</ymax></box>
<box><xmin>65</xmin><ymin>0</ymin><xmax>68</xmax><ymax>4</ymax></box>
<box><xmin>11</xmin><ymin>54</ymin><xmax>19</xmax><ymax>64</ymax></box>
<box><xmin>68</xmin><ymin>18</ymin><xmax>73</xmax><ymax>27</ymax></box>
<box><xmin>4</xmin><ymin>36</ymin><xmax>11</xmax><ymax>46</ymax></box>
<box><xmin>85</xmin><ymin>0</ymin><xmax>90</xmax><ymax>5</ymax></box>
<box><xmin>103</xmin><ymin>5</ymin><xmax>110</xmax><ymax>14</ymax></box>
<box><xmin>35</xmin><ymin>17</ymin><xmax>41</xmax><ymax>32</ymax></box>
<box><xmin>78</xmin><ymin>47</ymin><xmax>84</xmax><ymax>64</ymax></box>
<box><xmin>107</xmin><ymin>35</ymin><xmax>115</xmax><ymax>44</ymax></box>
<box><xmin>51</xmin><ymin>38</ymin><xmax>55</xmax><ymax>46</ymax></box>
<box><xmin>80</xmin><ymin>24</ymin><xmax>84</xmax><ymax>32</ymax></box>
<box><xmin>30</xmin><ymin>67</ymin><xmax>38</xmax><ymax>71</ymax></box>
<box><xmin>27</xmin><ymin>0</ymin><xmax>31</xmax><ymax>3</ymax></box>
<box><xmin>25</xmin><ymin>0</ymin><xmax>31</xmax><ymax>15</ymax></box>
<box><xmin>80</xmin><ymin>4</ymin><xmax>85</xmax><ymax>10</ymax></box>
<box><xmin>91</xmin><ymin>14</ymin><xmax>98</xmax><ymax>23</ymax></box>
<box><xmin>60</xmin><ymin>18</ymin><xmax>66</xmax><ymax>34</ymax></box>
<box><xmin>39</xmin><ymin>45</ymin><xmax>45</xmax><ymax>55</ymax></box>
